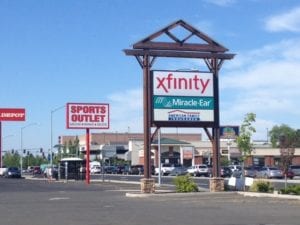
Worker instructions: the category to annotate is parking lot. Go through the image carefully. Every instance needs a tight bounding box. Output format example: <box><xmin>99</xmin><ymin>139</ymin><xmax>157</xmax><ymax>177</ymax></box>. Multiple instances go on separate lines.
<box><xmin>0</xmin><ymin>177</ymin><xmax>300</xmax><ymax>225</ymax></box>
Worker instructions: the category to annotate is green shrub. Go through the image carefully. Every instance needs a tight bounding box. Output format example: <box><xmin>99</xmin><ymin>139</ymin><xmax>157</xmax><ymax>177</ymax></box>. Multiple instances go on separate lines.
<box><xmin>173</xmin><ymin>175</ymin><xmax>199</xmax><ymax>192</ymax></box>
<box><xmin>280</xmin><ymin>185</ymin><xmax>300</xmax><ymax>195</ymax></box>
<box><xmin>250</xmin><ymin>180</ymin><xmax>273</xmax><ymax>193</ymax></box>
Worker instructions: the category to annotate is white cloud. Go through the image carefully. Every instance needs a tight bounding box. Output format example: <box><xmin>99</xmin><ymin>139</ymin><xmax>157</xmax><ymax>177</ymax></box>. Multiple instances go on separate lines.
<box><xmin>203</xmin><ymin>0</ymin><xmax>236</xmax><ymax>7</ymax></box>
<box><xmin>220</xmin><ymin>38</ymin><xmax>300</xmax><ymax>138</ymax></box>
<box><xmin>107</xmin><ymin>88</ymin><xmax>143</xmax><ymax>132</ymax></box>
<box><xmin>265</xmin><ymin>7</ymin><xmax>300</xmax><ymax>32</ymax></box>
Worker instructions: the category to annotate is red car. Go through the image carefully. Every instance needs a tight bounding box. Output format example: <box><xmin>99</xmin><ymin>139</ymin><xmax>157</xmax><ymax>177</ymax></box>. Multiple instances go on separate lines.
<box><xmin>33</xmin><ymin>166</ymin><xmax>41</xmax><ymax>175</ymax></box>
<box><xmin>282</xmin><ymin>169</ymin><xmax>294</xmax><ymax>179</ymax></box>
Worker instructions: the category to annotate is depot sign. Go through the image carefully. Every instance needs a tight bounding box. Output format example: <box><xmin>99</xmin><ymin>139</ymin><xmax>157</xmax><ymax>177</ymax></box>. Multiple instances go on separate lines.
<box><xmin>151</xmin><ymin>70</ymin><xmax>214</xmax><ymax>125</ymax></box>
<box><xmin>0</xmin><ymin>108</ymin><xmax>26</xmax><ymax>121</ymax></box>
<box><xmin>66</xmin><ymin>103</ymin><xmax>109</xmax><ymax>129</ymax></box>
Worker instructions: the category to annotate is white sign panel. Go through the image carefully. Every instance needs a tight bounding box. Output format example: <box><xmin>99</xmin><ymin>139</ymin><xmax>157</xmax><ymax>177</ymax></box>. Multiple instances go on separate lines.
<box><xmin>66</xmin><ymin>103</ymin><xmax>109</xmax><ymax>129</ymax></box>
<box><xmin>152</xmin><ymin>70</ymin><xmax>214</xmax><ymax>123</ymax></box>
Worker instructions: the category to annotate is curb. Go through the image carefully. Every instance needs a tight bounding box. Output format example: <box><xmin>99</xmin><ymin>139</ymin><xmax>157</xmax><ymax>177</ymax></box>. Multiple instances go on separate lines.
<box><xmin>238</xmin><ymin>191</ymin><xmax>300</xmax><ymax>200</ymax></box>
<box><xmin>126</xmin><ymin>190</ymin><xmax>232</xmax><ymax>198</ymax></box>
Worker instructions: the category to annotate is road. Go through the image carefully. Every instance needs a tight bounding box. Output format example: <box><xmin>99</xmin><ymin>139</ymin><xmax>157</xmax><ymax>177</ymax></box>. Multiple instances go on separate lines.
<box><xmin>1</xmin><ymin>177</ymin><xmax>300</xmax><ymax>225</ymax></box>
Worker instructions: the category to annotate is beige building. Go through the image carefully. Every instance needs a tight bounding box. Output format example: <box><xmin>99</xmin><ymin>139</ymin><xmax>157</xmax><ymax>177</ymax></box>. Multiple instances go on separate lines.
<box><xmin>59</xmin><ymin>132</ymin><xmax>300</xmax><ymax>167</ymax></box>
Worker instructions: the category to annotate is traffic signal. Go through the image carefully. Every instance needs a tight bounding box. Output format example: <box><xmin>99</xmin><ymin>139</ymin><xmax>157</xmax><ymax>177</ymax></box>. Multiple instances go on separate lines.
<box><xmin>11</xmin><ymin>149</ymin><xmax>14</xmax><ymax>154</ymax></box>
<box><xmin>40</xmin><ymin>148</ymin><xmax>43</xmax><ymax>153</ymax></box>
<box><xmin>23</xmin><ymin>149</ymin><xmax>26</xmax><ymax>154</ymax></box>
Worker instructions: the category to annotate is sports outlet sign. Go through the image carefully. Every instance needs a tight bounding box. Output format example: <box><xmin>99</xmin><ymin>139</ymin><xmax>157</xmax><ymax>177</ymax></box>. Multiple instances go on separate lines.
<box><xmin>151</xmin><ymin>70</ymin><xmax>214</xmax><ymax>126</ymax></box>
<box><xmin>66</xmin><ymin>103</ymin><xmax>109</xmax><ymax>185</ymax></box>
<box><xmin>66</xmin><ymin>103</ymin><xmax>109</xmax><ymax>129</ymax></box>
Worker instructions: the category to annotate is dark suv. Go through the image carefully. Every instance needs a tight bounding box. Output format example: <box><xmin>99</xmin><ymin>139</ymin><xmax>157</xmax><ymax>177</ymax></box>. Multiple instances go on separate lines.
<box><xmin>5</xmin><ymin>167</ymin><xmax>21</xmax><ymax>178</ymax></box>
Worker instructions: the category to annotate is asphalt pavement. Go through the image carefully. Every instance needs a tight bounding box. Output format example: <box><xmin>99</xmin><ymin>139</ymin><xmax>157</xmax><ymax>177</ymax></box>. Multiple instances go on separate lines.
<box><xmin>0</xmin><ymin>177</ymin><xmax>300</xmax><ymax>225</ymax></box>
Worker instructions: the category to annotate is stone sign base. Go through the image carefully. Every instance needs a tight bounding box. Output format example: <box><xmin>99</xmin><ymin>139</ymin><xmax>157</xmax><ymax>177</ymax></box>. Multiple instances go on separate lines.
<box><xmin>140</xmin><ymin>178</ymin><xmax>155</xmax><ymax>193</ymax></box>
<box><xmin>210</xmin><ymin>177</ymin><xmax>224</xmax><ymax>192</ymax></box>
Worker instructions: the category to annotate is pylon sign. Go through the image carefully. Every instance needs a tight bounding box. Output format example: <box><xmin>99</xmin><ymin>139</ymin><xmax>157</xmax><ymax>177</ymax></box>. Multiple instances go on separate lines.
<box><xmin>66</xmin><ymin>102</ymin><xmax>109</xmax><ymax>185</ymax></box>
<box><xmin>0</xmin><ymin>108</ymin><xmax>25</xmax><ymax>121</ymax></box>
<box><xmin>66</xmin><ymin>103</ymin><xmax>109</xmax><ymax>129</ymax></box>
<box><xmin>151</xmin><ymin>70</ymin><xmax>214</xmax><ymax>127</ymax></box>
<box><xmin>220</xmin><ymin>126</ymin><xmax>239</xmax><ymax>139</ymax></box>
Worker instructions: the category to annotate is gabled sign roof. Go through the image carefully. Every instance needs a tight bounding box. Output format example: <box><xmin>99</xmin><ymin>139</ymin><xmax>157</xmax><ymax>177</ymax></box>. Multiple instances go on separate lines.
<box><xmin>133</xmin><ymin>19</ymin><xmax>228</xmax><ymax>53</ymax></box>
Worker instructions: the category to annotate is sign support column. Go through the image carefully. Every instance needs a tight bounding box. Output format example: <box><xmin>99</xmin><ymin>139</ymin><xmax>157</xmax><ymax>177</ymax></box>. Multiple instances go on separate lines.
<box><xmin>0</xmin><ymin>122</ymin><xmax>2</xmax><ymax>168</ymax></box>
<box><xmin>86</xmin><ymin>128</ymin><xmax>90</xmax><ymax>184</ymax></box>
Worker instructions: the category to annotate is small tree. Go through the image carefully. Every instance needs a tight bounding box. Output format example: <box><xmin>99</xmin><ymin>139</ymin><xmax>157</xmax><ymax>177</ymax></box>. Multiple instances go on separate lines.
<box><xmin>236</xmin><ymin>113</ymin><xmax>256</xmax><ymax>162</ymax></box>
<box><xmin>279</xmin><ymin>134</ymin><xmax>295</xmax><ymax>190</ymax></box>
<box><xmin>236</xmin><ymin>113</ymin><xmax>256</xmax><ymax>191</ymax></box>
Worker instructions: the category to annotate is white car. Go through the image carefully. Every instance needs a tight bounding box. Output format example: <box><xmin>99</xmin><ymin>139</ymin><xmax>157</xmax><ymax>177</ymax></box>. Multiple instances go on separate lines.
<box><xmin>228</xmin><ymin>165</ymin><xmax>242</xmax><ymax>172</ymax></box>
<box><xmin>90</xmin><ymin>166</ymin><xmax>101</xmax><ymax>174</ymax></box>
<box><xmin>187</xmin><ymin>164</ymin><xmax>210</xmax><ymax>177</ymax></box>
<box><xmin>155</xmin><ymin>164</ymin><xmax>175</xmax><ymax>176</ymax></box>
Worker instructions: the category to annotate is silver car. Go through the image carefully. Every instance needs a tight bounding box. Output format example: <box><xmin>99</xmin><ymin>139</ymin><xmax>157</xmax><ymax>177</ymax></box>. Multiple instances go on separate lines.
<box><xmin>256</xmin><ymin>166</ymin><xmax>283</xmax><ymax>179</ymax></box>
<box><xmin>289</xmin><ymin>165</ymin><xmax>300</xmax><ymax>176</ymax></box>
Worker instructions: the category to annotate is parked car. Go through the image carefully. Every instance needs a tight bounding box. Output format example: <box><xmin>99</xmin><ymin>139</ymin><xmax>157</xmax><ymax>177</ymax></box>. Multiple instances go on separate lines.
<box><xmin>33</xmin><ymin>166</ymin><xmax>41</xmax><ymax>175</ymax></box>
<box><xmin>129</xmin><ymin>165</ymin><xmax>155</xmax><ymax>175</ymax></box>
<box><xmin>244</xmin><ymin>165</ymin><xmax>261</xmax><ymax>178</ymax></box>
<box><xmin>289</xmin><ymin>165</ymin><xmax>300</xmax><ymax>176</ymax></box>
<box><xmin>90</xmin><ymin>166</ymin><xmax>101</xmax><ymax>174</ymax></box>
<box><xmin>44</xmin><ymin>166</ymin><xmax>58</xmax><ymax>179</ymax></box>
<box><xmin>115</xmin><ymin>165</ymin><xmax>131</xmax><ymax>174</ymax></box>
<box><xmin>228</xmin><ymin>165</ymin><xmax>242</xmax><ymax>173</ymax></box>
<box><xmin>104</xmin><ymin>166</ymin><xmax>117</xmax><ymax>174</ymax></box>
<box><xmin>4</xmin><ymin>167</ymin><xmax>21</xmax><ymax>178</ymax></box>
<box><xmin>220</xmin><ymin>166</ymin><xmax>232</xmax><ymax>177</ymax></box>
<box><xmin>187</xmin><ymin>164</ymin><xmax>210</xmax><ymax>177</ymax></box>
<box><xmin>155</xmin><ymin>163</ymin><xmax>177</xmax><ymax>176</ymax></box>
<box><xmin>256</xmin><ymin>166</ymin><xmax>283</xmax><ymax>179</ymax></box>
<box><xmin>27</xmin><ymin>166</ymin><xmax>34</xmax><ymax>173</ymax></box>
<box><xmin>0</xmin><ymin>167</ymin><xmax>8</xmax><ymax>176</ymax></box>
<box><xmin>129</xmin><ymin>165</ymin><xmax>144</xmax><ymax>175</ymax></box>
<box><xmin>282</xmin><ymin>169</ymin><xmax>294</xmax><ymax>179</ymax></box>
<box><xmin>169</xmin><ymin>166</ymin><xmax>188</xmax><ymax>176</ymax></box>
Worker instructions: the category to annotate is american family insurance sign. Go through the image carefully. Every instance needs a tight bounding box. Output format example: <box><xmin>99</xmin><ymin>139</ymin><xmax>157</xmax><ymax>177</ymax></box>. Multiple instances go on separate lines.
<box><xmin>0</xmin><ymin>108</ymin><xmax>26</xmax><ymax>121</ymax></box>
<box><xmin>151</xmin><ymin>70</ymin><xmax>214</xmax><ymax>123</ymax></box>
<box><xmin>66</xmin><ymin>103</ymin><xmax>109</xmax><ymax>129</ymax></box>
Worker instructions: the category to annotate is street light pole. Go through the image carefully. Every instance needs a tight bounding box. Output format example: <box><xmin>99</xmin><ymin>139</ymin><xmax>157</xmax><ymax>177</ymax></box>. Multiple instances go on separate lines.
<box><xmin>1</xmin><ymin>134</ymin><xmax>14</xmax><ymax>168</ymax></box>
<box><xmin>50</xmin><ymin>105</ymin><xmax>65</xmax><ymax>169</ymax></box>
<box><xmin>21</xmin><ymin>123</ymin><xmax>38</xmax><ymax>176</ymax></box>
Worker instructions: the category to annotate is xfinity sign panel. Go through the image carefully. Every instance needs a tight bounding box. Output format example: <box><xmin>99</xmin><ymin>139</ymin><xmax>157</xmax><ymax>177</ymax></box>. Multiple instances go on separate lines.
<box><xmin>66</xmin><ymin>103</ymin><xmax>109</xmax><ymax>129</ymax></box>
<box><xmin>151</xmin><ymin>70</ymin><xmax>214</xmax><ymax>126</ymax></box>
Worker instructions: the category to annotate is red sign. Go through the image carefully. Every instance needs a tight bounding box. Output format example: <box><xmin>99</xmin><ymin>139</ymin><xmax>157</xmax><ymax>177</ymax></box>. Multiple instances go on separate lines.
<box><xmin>66</xmin><ymin>103</ymin><xmax>109</xmax><ymax>129</ymax></box>
<box><xmin>0</xmin><ymin>108</ymin><xmax>26</xmax><ymax>121</ymax></box>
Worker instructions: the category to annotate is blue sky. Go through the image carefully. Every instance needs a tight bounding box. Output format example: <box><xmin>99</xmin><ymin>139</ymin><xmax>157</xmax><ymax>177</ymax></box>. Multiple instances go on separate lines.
<box><xmin>1</xmin><ymin>0</ymin><xmax>300</xmax><ymax>152</ymax></box>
